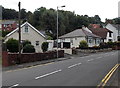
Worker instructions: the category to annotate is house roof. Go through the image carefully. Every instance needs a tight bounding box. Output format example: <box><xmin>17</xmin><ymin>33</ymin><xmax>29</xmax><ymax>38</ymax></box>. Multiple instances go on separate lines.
<box><xmin>111</xmin><ymin>24</ymin><xmax>120</xmax><ymax>30</ymax></box>
<box><xmin>89</xmin><ymin>24</ymin><xmax>101</xmax><ymax>29</ymax></box>
<box><xmin>59</xmin><ymin>29</ymin><xmax>100</xmax><ymax>38</ymax></box>
<box><xmin>89</xmin><ymin>28</ymin><xmax>112</xmax><ymax>39</ymax></box>
<box><xmin>5</xmin><ymin>22</ymin><xmax>46</xmax><ymax>38</ymax></box>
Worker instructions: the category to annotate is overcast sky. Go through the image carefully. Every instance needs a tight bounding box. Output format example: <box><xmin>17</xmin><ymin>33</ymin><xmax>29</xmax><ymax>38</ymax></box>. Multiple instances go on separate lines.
<box><xmin>1</xmin><ymin>0</ymin><xmax>120</xmax><ymax>22</ymax></box>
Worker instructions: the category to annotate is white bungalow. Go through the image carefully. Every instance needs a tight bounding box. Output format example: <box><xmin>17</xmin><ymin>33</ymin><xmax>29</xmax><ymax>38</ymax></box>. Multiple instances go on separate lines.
<box><xmin>58</xmin><ymin>28</ymin><xmax>101</xmax><ymax>48</ymax></box>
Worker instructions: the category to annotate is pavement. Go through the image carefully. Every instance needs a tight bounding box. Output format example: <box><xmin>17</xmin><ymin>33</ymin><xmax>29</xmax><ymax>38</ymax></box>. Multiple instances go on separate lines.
<box><xmin>2</xmin><ymin>50</ymin><xmax>119</xmax><ymax>87</ymax></box>
<box><xmin>2</xmin><ymin>52</ymin><xmax>89</xmax><ymax>72</ymax></box>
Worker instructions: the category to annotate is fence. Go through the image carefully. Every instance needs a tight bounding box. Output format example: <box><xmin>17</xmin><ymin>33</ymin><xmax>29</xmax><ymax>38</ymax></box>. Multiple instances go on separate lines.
<box><xmin>2</xmin><ymin>50</ymin><xmax>64</xmax><ymax>67</ymax></box>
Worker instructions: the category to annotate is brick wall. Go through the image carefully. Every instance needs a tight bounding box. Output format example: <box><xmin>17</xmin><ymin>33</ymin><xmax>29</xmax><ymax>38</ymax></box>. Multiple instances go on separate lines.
<box><xmin>2</xmin><ymin>50</ymin><xmax>64</xmax><ymax>67</ymax></box>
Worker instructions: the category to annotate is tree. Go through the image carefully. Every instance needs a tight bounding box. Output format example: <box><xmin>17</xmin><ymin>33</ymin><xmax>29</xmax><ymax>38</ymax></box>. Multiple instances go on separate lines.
<box><xmin>6</xmin><ymin>38</ymin><xmax>19</xmax><ymax>52</ymax></box>
<box><xmin>41</xmin><ymin>42</ymin><xmax>48</xmax><ymax>52</ymax></box>
<box><xmin>94</xmin><ymin>15</ymin><xmax>101</xmax><ymax>24</ymax></box>
<box><xmin>113</xmin><ymin>17</ymin><xmax>120</xmax><ymax>24</ymax></box>
<box><xmin>2</xmin><ymin>30</ymin><xmax>11</xmax><ymax>37</ymax></box>
<box><xmin>21</xmin><ymin>9</ymin><xmax>27</xmax><ymax>20</ymax></box>
<box><xmin>47</xmin><ymin>36</ymin><xmax>53</xmax><ymax>40</ymax></box>
<box><xmin>2</xmin><ymin>7</ymin><xmax>18</xmax><ymax>19</ymax></box>
<box><xmin>2</xmin><ymin>6</ymin><xmax>104</xmax><ymax>40</ymax></box>
<box><xmin>23</xmin><ymin>44</ymin><xmax>35</xmax><ymax>53</ymax></box>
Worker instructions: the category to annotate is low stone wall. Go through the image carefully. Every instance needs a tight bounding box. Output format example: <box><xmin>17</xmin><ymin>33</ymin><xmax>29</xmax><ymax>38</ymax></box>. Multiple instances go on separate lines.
<box><xmin>77</xmin><ymin>48</ymin><xmax>112</xmax><ymax>53</ymax></box>
<box><xmin>2</xmin><ymin>50</ymin><xmax>64</xmax><ymax>67</ymax></box>
<box><xmin>62</xmin><ymin>49</ymin><xmax>73</xmax><ymax>55</ymax></box>
<box><xmin>112</xmin><ymin>46</ymin><xmax>120</xmax><ymax>50</ymax></box>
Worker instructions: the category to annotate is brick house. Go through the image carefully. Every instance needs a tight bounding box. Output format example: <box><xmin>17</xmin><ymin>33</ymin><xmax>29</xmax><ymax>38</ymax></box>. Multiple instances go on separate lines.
<box><xmin>1</xmin><ymin>20</ymin><xmax>18</xmax><ymax>31</ymax></box>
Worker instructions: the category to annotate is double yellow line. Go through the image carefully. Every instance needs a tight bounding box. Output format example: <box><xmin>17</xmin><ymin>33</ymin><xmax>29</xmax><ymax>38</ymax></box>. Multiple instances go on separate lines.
<box><xmin>97</xmin><ymin>64</ymin><xmax>120</xmax><ymax>88</ymax></box>
<box><xmin>5</xmin><ymin>62</ymin><xmax>54</xmax><ymax>73</ymax></box>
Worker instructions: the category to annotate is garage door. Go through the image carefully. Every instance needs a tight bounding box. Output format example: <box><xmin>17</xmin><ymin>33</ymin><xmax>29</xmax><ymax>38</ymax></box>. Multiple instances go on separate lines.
<box><xmin>63</xmin><ymin>42</ymin><xmax>70</xmax><ymax>48</ymax></box>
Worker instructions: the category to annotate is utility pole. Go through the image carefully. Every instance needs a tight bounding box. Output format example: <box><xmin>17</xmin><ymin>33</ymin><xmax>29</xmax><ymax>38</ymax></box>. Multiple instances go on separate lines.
<box><xmin>18</xmin><ymin>2</ymin><xmax>21</xmax><ymax>64</ymax></box>
<box><xmin>57</xmin><ymin>6</ymin><xmax>58</xmax><ymax>59</ymax></box>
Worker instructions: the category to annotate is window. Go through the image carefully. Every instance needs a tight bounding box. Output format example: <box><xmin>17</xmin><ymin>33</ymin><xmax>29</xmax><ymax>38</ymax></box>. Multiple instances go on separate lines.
<box><xmin>24</xmin><ymin>25</ymin><xmax>28</xmax><ymax>33</ymax></box>
<box><xmin>97</xmin><ymin>40</ymin><xmax>100</xmax><ymax>44</ymax></box>
<box><xmin>70</xmin><ymin>38</ymin><xmax>73</xmax><ymax>45</ymax></box>
<box><xmin>36</xmin><ymin>41</ymin><xmax>39</xmax><ymax>46</ymax></box>
<box><xmin>75</xmin><ymin>37</ymin><xmax>77</xmax><ymax>40</ymax></box>
<box><xmin>108</xmin><ymin>39</ymin><xmax>112</xmax><ymax>42</ymax></box>
<box><xmin>95</xmin><ymin>39</ymin><xmax>96</xmax><ymax>44</ymax></box>
<box><xmin>88</xmin><ymin>39</ymin><xmax>92</xmax><ymax>43</ymax></box>
<box><xmin>4</xmin><ymin>24</ymin><xmax>6</xmax><ymax>27</ymax></box>
<box><xmin>21</xmin><ymin>40</ymin><xmax>25</xmax><ymax>43</ymax></box>
<box><xmin>109</xmin><ymin>32</ymin><xmax>112</xmax><ymax>37</ymax></box>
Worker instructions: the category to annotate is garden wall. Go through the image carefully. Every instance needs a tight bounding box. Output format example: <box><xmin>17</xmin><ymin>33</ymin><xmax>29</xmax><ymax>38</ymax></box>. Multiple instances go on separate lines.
<box><xmin>77</xmin><ymin>48</ymin><xmax>113</xmax><ymax>53</ymax></box>
<box><xmin>2</xmin><ymin>50</ymin><xmax>64</xmax><ymax>67</ymax></box>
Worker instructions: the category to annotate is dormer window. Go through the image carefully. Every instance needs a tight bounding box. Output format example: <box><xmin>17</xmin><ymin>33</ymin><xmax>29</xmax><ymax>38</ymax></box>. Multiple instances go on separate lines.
<box><xmin>24</xmin><ymin>25</ymin><xmax>28</xmax><ymax>33</ymax></box>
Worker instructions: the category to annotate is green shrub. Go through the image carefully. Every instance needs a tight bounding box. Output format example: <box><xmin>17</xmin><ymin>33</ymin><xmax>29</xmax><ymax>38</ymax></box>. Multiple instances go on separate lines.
<box><xmin>117</xmin><ymin>41</ymin><xmax>120</xmax><ymax>46</ymax></box>
<box><xmin>41</xmin><ymin>42</ymin><xmax>48</xmax><ymax>52</ymax></box>
<box><xmin>99</xmin><ymin>42</ymin><xmax>108</xmax><ymax>49</ymax></box>
<box><xmin>6</xmin><ymin>38</ymin><xmax>19</xmax><ymax>53</ymax></box>
<box><xmin>115</xmin><ymin>41</ymin><xmax>120</xmax><ymax>47</ymax></box>
<box><xmin>22</xmin><ymin>40</ymin><xmax>31</xmax><ymax>47</ymax></box>
<box><xmin>23</xmin><ymin>44</ymin><xmax>35</xmax><ymax>53</ymax></box>
<box><xmin>79</xmin><ymin>40</ymin><xmax>88</xmax><ymax>49</ymax></box>
<box><xmin>107</xmin><ymin>41</ymin><xmax>114</xmax><ymax>48</ymax></box>
<box><xmin>91</xmin><ymin>45</ymin><xmax>100</xmax><ymax>50</ymax></box>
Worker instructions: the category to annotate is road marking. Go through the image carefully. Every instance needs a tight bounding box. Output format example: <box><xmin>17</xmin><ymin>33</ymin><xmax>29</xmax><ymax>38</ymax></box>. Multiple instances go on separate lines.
<box><xmin>68</xmin><ymin>63</ymin><xmax>82</xmax><ymax>68</ymax></box>
<box><xmin>105</xmin><ymin>54</ymin><xmax>109</xmax><ymax>57</ymax></box>
<box><xmin>35</xmin><ymin>69</ymin><xmax>62</xmax><ymax>80</ymax></box>
<box><xmin>111</xmin><ymin>53</ymin><xmax>115</xmax><ymax>55</ymax></box>
<box><xmin>97</xmin><ymin>64</ymin><xmax>119</xmax><ymax>88</ymax></box>
<box><xmin>5</xmin><ymin>62</ymin><xmax>54</xmax><ymax>73</ymax></box>
<box><xmin>87</xmin><ymin>59</ymin><xmax>94</xmax><ymax>62</ymax></box>
<box><xmin>90</xmin><ymin>55</ymin><xmax>94</xmax><ymax>57</ymax></box>
<box><xmin>9</xmin><ymin>84</ymin><xmax>19</xmax><ymax>88</ymax></box>
<box><xmin>96</xmin><ymin>57</ymin><xmax>102</xmax><ymax>59</ymax></box>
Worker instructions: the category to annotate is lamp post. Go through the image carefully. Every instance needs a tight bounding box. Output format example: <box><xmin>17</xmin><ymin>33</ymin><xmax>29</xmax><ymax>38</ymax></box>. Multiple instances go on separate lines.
<box><xmin>57</xmin><ymin>5</ymin><xmax>65</xmax><ymax>59</ymax></box>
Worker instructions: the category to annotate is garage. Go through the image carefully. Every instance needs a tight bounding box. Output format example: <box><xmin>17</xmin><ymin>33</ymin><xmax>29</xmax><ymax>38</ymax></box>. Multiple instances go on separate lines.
<box><xmin>63</xmin><ymin>42</ymin><xmax>70</xmax><ymax>48</ymax></box>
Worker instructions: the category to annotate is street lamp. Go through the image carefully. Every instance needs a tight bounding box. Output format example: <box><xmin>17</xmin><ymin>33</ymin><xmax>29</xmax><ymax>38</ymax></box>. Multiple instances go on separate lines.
<box><xmin>57</xmin><ymin>5</ymin><xmax>65</xmax><ymax>59</ymax></box>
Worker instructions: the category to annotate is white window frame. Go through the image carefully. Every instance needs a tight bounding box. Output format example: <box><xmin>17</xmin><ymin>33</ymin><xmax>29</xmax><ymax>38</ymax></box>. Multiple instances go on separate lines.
<box><xmin>24</xmin><ymin>25</ymin><xmax>29</xmax><ymax>33</ymax></box>
<box><xmin>36</xmin><ymin>41</ymin><xmax>39</xmax><ymax>46</ymax></box>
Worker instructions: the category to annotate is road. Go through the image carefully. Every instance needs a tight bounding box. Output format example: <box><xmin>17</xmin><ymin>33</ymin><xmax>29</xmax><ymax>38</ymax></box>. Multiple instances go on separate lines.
<box><xmin>2</xmin><ymin>51</ymin><xmax>118</xmax><ymax>87</ymax></box>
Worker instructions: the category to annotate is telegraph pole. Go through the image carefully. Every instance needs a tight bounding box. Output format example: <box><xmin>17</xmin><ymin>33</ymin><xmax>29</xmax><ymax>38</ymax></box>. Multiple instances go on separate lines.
<box><xmin>56</xmin><ymin>6</ymin><xmax>58</xmax><ymax>59</ymax></box>
<box><xmin>18</xmin><ymin>2</ymin><xmax>21</xmax><ymax>64</ymax></box>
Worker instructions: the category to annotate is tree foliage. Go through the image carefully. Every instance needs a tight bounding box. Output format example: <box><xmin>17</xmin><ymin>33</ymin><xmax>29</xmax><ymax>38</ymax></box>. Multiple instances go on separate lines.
<box><xmin>23</xmin><ymin>44</ymin><xmax>35</xmax><ymax>53</ymax></box>
<box><xmin>79</xmin><ymin>40</ymin><xmax>88</xmax><ymax>49</ymax></box>
<box><xmin>41</xmin><ymin>42</ymin><xmax>48</xmax><ymax>52</ymax></box>
<box><xmin>2</xmin><ymin>30</ymin><xmax>11</xmax><ymax>37</ymax></box>
<box><xmin>2</xmin><ymin>6</ymin><xmax>103</xmax><ymax>39</ymax></box>
<box><xmin>22</xmin><ymin>40</ymin><xmax>31</xmax><ymax>47</ymax></box>
<box><xmin>6</xmin><ymin>38</ymin><xmax>19</xmax><ymax>53</ymax></box>
<box><xmin>2</xmin><ymin>7</ymin><xmax>18</xmax><ymax>19</ymax></box>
